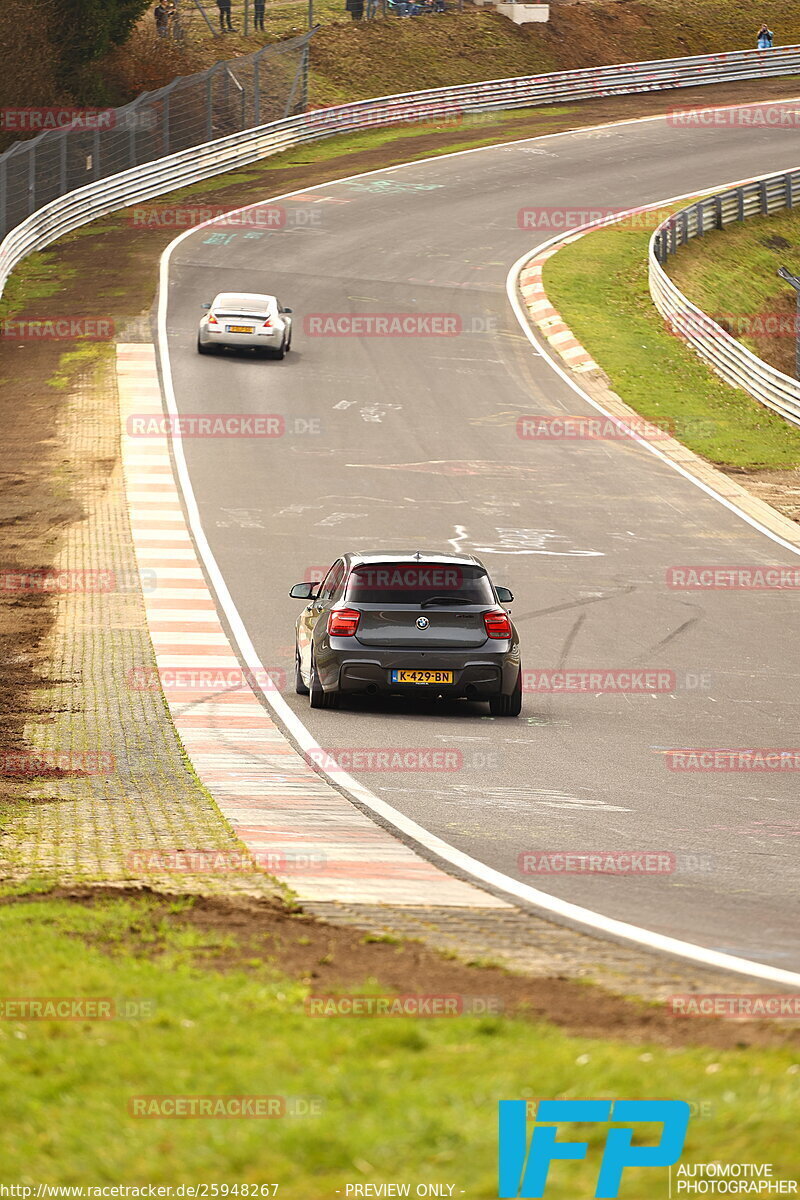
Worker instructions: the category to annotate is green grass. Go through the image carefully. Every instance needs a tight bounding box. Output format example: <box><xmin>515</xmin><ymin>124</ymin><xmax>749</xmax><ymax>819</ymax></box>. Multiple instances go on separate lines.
<box><xmin>1</xmin><ymin>894</ymin><xmax>798</xmax><ymax>1195</ymax></box>
<box><xmin>47</xmin><ymin>344</ymin><xmax>113</xmax><ymax>390</ymax></box>
<box><xmin>0</xmin><ymin>251</ymin><xmax>74</xmax><ymax>324</ymax></box>
<box><xmin>543</xmin><ymin>215</ymin><xmax>800</xmax><ymax>470</ymax></box>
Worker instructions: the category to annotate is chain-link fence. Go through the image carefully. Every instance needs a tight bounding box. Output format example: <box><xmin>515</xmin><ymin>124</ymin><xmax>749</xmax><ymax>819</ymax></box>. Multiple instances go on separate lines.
<box><xmin>0</xmin><ymin>31</ymin><xmax>314</xmax><ymax>241</ymax></box>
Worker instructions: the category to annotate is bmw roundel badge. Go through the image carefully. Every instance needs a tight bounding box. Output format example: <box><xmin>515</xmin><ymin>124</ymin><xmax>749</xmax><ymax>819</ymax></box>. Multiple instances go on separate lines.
<box><xmin>416</xmin><ymin>616</ymin><xmax>430</xmax><ymax>630</ymax></box>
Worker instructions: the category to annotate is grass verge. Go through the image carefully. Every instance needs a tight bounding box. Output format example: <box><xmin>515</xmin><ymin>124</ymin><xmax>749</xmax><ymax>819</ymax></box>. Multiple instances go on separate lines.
<box><xmin>543</xmin><ymin>215</ymin><xmax>800</xmax><ymax>470</ymax></box>
<box><xmin>668</xmin><ymin>207</ymin><xmax>800</xmax><ymax>381</ymax></box>
<box><xmin>1</xmin><ymin>893</ymin><xmax>799</xmax><ymax>1193</ymax></box>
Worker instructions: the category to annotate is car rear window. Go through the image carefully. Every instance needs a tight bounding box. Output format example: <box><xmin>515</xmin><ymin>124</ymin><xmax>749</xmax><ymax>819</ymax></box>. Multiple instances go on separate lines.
<box><xmin>345</xmin><ymin>563</ymin><xmax>495</xmax><ymax>605</ymax></box>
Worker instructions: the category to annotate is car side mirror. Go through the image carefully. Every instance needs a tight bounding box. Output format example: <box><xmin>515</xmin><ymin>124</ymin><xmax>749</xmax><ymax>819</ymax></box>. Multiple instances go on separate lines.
<box><xmin>282</xmin><ymin>307</ymin><xmax>293</xmax><ymax>314</ymax></box>
<box><xmin>290</xmin><ymin>582</ymin><xmax>317</xmax><ymax>599</ymax></box>
<box><xmin>496</xmin><ymin>586</ymin><xmax>514</xmax><ymax>603</ymax></box>
<box><xmin>201</xmin><ymin>302</ymin><xmax>211</xmax><ymax>310</ymax></box>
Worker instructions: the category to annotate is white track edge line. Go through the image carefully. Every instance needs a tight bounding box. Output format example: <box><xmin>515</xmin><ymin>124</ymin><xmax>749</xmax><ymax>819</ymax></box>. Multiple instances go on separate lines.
<box><xmin>156</xmin><ymin>114</ymin><xmax>800</xmax><ymax>987</ymax></box>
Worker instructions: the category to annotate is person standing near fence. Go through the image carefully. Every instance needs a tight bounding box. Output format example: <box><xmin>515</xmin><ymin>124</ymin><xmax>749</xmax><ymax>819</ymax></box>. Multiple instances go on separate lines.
<box><xmin>217</xmin><ymin>0</ymin><xmax>234</xmax><ymax>30</ymax></box>
<box><xmin>346</xmin><ymin>0</ymin><xmax>364</xmax><ymax>18</ymax></box>
<box><xmin>254</xmin><ymin>0</ymin><xmax>265</xmax><ymax>28</ymax></box>
<box><xmin>757</xmin><ymin>22</ymin><xmax>774</xmax><ymax>48</ymax></box>
<box><xmin>154</xmin><ymin>1</ymin><xmax>169</xmax><ymax>35</ymax></box>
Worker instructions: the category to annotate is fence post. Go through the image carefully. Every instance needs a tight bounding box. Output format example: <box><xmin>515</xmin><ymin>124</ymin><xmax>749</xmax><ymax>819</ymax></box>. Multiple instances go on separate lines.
<box><xmin>737</xmin><ymin>187</ymin><xmax>745</xmax><ymax>221</ymax></box>
<box><xmin>93</xmin><ymin>127</ymin><xmax>101</xmax><ymax>181</ymax></box>
<box><xmin>253</xmin><ymin>49</ymin><xmax>261</xmax><ymax>125</ymax></box>
<box><xmin>714</xmin><ymin>194</ymin><xmax>723</xmax><ymax>229</ymax></box>
<box><xmin>163</xmin><ymin>89</ymin><xmax>171</xmax><ymax>155</ymax></box>
<box><xmin>27</xmin><ymin>143</ymin><xmax>36</xmax><ymax>216</ymax></box>
<box><xmin>206</xmin><ymin>68</ymin><xmax>215</xmax><ymax>141</ymax></box>
<box><xmin>696</xmin><ymin>202</ymin><xmax>704</xmax><ymax>238</ymax></box>
<box><xmin>60</xmin><ymin>131</ymin><xmax>68</xmax><ymax>193</ymax></box>
<box><xmin>759</xmin><ymin>179</ymin><xmax>768</xmax><ymax>215</ymax></box>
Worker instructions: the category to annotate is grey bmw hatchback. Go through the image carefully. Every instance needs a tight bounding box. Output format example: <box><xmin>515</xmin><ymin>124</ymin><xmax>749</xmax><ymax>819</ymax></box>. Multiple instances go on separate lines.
<box><xmin>289</xmin><ymin>552</ymin><xmax>522</xmax><ymax>716</ymax></box>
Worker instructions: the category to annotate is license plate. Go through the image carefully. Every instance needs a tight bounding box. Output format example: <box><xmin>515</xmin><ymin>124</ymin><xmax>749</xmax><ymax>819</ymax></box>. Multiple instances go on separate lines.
<box><xmin>391</xmin><ymin>669</ymin><xmax>454</xmax><ymax>685</ymax></box>
<box><xmin>226</xmin><ymin>324</ymin><xmax>254</xmax><ymax>334</ymax></box>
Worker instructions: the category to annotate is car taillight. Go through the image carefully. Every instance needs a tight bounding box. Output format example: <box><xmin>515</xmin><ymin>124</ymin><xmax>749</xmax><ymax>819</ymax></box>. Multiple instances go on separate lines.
<box><xmin>484</xmin><ymin>610</ymin><xmax>512</xmax><ymax>639</ymax></box>
<box><xmin>261</xmin><ymin>318</ymin><xmax>272</xmax><ymax>328</ymax></box>
<box><xmin>207</xmin><ymin>313</ymin><xmax>219</xmax><ymax>325</ymax></box>
<box><xmin>328</xmin><ymin>607</ymin><xmax>360</xmax><ymax>637</ymax></box>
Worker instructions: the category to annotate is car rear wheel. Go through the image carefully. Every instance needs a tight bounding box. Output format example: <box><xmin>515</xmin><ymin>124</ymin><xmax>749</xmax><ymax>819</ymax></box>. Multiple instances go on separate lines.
<box><xmin>489</xmin><ymin>669</ymin><xmax>522</xmax><ymax>717</ymax></box>
<box><xmin>309</xmin><ymin>654</ymin><xmax>339</xmax><ymax>709</ymax></box>
<box><xmin>272</xmin><ymin>338</ymin><xmax>286</xmax><ymax>361</ymax></box>
<box><xmin>197</xmin><ymin>337</ymin><xmax>214</xmax><ymax>355</ymax></box>
<box><xmin>295</xmin><ymin>649</ymin><xmax>309</xmax><ymax>695</ymax></box>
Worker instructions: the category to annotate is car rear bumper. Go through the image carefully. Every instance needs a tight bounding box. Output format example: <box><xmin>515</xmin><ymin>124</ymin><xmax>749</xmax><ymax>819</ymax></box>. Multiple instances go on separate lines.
<box><xmin>199</xmin><ymin>328</ymin><xmax>278</xmax><ymax>349</ymax></box>
<box><xmin>319</xmin><ymin>645</ymin><xmax>519</xmax><ymax>698</ymax></box>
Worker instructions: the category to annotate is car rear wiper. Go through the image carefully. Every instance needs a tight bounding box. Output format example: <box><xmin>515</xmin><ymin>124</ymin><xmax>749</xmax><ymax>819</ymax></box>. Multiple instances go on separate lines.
<box><xmin>419</xmin><ymin>595</ymin><xmax>474</xmax><ymax>608</ymax></box>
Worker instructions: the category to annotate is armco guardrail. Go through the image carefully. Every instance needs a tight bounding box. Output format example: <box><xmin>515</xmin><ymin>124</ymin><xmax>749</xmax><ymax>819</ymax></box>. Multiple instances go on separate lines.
<box><xmin>650</xmin><ymin>168</ymin><xmax>800</xmax><ymax>429</ymax></box>
<box><xmin>4</xmin><ymin>45</ymin><xmax>800</xmax><ymax>298</ymax></box>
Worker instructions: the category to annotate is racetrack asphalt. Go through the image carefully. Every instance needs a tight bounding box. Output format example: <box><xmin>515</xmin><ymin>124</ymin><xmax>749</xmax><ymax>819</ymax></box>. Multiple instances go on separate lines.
<box><xmin>161</xmin><ymin>107</ymin><xmax>800</xmax><ymax>971</ymax></box>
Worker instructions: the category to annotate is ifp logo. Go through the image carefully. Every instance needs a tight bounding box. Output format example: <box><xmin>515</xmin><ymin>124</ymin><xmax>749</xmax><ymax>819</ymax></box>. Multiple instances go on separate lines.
<box><xmin>498</xmin><ymin>1099</ymin><xmax>690</xmax><ymax>1197</ymax></box>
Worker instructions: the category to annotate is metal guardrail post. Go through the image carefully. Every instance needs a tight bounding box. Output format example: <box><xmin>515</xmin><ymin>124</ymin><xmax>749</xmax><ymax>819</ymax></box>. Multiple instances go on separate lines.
<box><xmin>737</xmin><ymin>187</ymin><xmax>745</xmax><ymax>221</ymax></box>
<box><xmin>759</xmin><ymin>179</ymin><xmax>769</xmax><ymax>215</ymax></box>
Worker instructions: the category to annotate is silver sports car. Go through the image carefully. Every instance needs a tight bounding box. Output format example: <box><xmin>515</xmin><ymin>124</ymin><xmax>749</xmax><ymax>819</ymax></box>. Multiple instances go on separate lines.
<box><xmin>197</xmin><ymin>291</ymin><xmax>293</xmax><ymax>358</ymax></box>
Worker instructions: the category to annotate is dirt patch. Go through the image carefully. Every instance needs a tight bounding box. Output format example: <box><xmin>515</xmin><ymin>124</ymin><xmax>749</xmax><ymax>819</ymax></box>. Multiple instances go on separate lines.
<box><xmin>727</xmin><ymin>466</ymin><xmax>800</xmax><ymax>523</ymax></box>
<box><xmin>7</xmin><ymin>885</ymin><xmax>798</xmax><ymax>1050</ymax></box>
